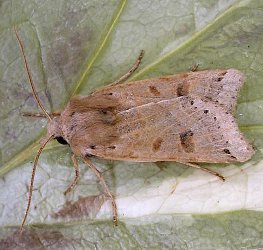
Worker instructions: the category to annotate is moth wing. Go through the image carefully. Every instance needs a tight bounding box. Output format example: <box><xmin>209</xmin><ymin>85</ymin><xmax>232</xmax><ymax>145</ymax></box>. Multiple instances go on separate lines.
<box><xmin>92</xmin><ymin>69</ymin><xmax>244</xmax><ymax>114</ymax></box>
<box><xmin>83</xmin><ymin>96</ymin><xmax>253</xmax><ymax>163</ymax></box>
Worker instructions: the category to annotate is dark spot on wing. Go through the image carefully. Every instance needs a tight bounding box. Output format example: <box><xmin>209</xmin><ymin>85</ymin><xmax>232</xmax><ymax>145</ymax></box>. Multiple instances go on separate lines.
<box><xmin>223</xmin><ymin>149</ymin><xmax>231</xmax><ymax>154</ymax></box>
<box><xmin>204</xmin><ymin>110</ymin><xmax>209</xmax><ymax>114</ymax></box>
<box><xmin>149</xmin><ymin>85</ymin><xmax>161</xmax><ymax>96</ymax></box>
<box><xmin>180</xmin><ymin>130</ymin><xmax>195</xmax><ymax>153</ymax></box>
<box><xmin>223</xmin><ymin>148</ymin><xmax>237</xmax><ymax>160</ymax></box>
<box><xmin>70</xmin><ymin>124</ymin><xmax>77</xmax><ymax>131</ymax></box>
<box><xmin>99</xmin><ymin>109</ymin><xmax>118</xmax><ymax>125</ymax></box>
<box><xmin>177</xmin><ymin>83</ymin><xmax>190</xmax><ymax>96</ymax></box>
<box><xmin>153</xmin><ymin>138</ymin><xmax>163</xmax><ymax>152</ymax></box>
<box><xmin>177</xmin><ymin>85</ymin><xmax>184</xmax><ymax>96</ymax></box>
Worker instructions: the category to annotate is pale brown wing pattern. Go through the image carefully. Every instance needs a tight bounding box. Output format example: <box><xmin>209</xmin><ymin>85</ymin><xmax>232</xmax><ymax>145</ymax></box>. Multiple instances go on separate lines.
<box><xmin>80</xmin><ymin>96</ymin><xmax>253</xmax><ymax>163</ymax></box>
<box><xmin>92</xmin><ymin>69</ymin><xmax>244</xmax><ymax>114</ymax></box>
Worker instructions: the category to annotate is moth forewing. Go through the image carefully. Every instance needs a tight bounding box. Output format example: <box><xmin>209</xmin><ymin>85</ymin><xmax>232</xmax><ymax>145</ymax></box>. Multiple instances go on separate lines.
<box><xmin>63</xmin><ymin>95</ymin><xmax>254</xmax><ymax>163</ymax></box>
<box><xmin>91</xmin><ymin>69</ymin><xmax>245</xmax><ymax>114</ymax></box>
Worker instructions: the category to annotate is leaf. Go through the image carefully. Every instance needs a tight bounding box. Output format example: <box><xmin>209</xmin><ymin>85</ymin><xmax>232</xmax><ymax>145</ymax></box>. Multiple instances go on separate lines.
<box><xmin>1</xmin><ymin>0</ymin><xmax>263</xmax><ymax>249</ymax></box>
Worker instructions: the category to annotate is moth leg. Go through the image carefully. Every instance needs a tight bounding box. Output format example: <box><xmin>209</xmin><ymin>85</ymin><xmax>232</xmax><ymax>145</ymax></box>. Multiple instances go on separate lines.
<box><xmin>64</xmin><ymin>154</ymin><xmax>80</xmax><ymax>195</ymax></box>
<box><xmin>110</xmin><ymin>50</ymin><xmax>144</xmax><ymax>86</ymax></box>
<box><xmin>191</xmin><ymin>64</ymin><xmax>199</xmax><ymax>72</ymax></box>
<box><xmin>22</xmin><ymin>111</ymin><xmax>61</xmax><ymax>118</ymax></box>
<box><xmin>82</xmin><ymin>157</ymin><xmax>118</xmax><ymax>225</ymax></box>
<box><xmin>182</xmin><ymin>162</ymin><xmax>225</xmax><ymax>181</ymax></box>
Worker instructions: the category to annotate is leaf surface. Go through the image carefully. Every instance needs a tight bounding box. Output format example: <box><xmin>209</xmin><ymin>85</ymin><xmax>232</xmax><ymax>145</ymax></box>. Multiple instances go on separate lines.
<box><xmin>1</xmin><ymin>0</ymin><xmax>263</xmax><ymax>249</ymax></box>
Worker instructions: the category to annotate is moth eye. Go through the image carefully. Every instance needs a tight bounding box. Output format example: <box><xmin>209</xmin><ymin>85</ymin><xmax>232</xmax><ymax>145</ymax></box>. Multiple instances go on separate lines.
<box><xmin>55</xmin><ymin>136</ymin><xmax>68</xmax><ymax>145</ymax></box>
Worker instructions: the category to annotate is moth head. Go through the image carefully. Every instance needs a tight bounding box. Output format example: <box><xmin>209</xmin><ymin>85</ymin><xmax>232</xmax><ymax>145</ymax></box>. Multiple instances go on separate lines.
<box><xmin>47</xmin><ymin>117</ymin><xmax>68</xmax><ymax>145</ymax></box>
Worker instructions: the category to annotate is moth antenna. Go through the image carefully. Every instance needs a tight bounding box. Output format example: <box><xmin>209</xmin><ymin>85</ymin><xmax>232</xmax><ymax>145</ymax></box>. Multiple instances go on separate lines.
<box><xmin>20</xmin><ymin>134</ymin><xmax>53</xmax><ymax>233</ymax></box>
<box><xmin>14</xmin><ymin>27</ymin><xmax>52</xmax><ymax>122</ymax></box>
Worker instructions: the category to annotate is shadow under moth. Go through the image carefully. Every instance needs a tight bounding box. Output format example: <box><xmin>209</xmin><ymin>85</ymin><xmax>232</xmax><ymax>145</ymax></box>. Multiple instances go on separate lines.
<box><xmin>14</xmin><ymin>28</ymin><xmax>254</xmax><ymax>232</ymax></box>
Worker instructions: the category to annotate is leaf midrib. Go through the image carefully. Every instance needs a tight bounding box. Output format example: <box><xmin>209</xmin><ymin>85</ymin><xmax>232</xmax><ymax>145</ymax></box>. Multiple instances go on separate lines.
<box><xmin>68</xmin><ymin>0</ymin><xmax>128</xmax><ymax>99</ymax></box>
<box><xmin>130</xmin><ymin>0</ymin><xmax>248</xmax><ymax>80</ymax></box>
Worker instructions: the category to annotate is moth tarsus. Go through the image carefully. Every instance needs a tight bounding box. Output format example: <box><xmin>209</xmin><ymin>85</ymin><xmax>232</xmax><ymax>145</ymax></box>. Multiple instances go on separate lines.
<box><xmin>81</xmin><ymin>157</ymin><xmax>118</xmax><ymax>226</ymax></box>
<box><xmin>63</xmin><ymin>154</ymin><xmax>80</xmax><ymax>195</ymax></box>
<box><xmin>101</xmin><ymin>49</ymin><xmax>145</xmax><ymax>87</ymax></box>
<box><xmin>112</xmin><ymin>49</ymin><xmax>144</xmax><ymax>85</ymax></box>
<box><xmin>14</xmin><ymin>27</ymin><xmax>254</xmax><ymax>231</ymax></box>
<box><xmin>183</xmin><ymin>162</ymin><xmax>225</xmax><ymax>181</ymax></box>
<box><xmin>191</xmin><ymin>63</ymin><xmax>199</xmax><ymax>72</ymax></box>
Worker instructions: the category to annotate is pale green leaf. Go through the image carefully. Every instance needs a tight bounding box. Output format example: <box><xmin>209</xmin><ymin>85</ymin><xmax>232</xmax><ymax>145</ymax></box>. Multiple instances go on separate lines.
<box><xmin>1</xmin><ymin>0</ymin><xmax>263</xmax><ymax>249</ymax></box>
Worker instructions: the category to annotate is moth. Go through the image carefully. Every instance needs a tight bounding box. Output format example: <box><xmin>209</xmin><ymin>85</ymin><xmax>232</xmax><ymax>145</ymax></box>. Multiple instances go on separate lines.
<box><xmin>14</xmin><ymin>28</ymin><xmax>254</xmax><ymax>231</ymax></box>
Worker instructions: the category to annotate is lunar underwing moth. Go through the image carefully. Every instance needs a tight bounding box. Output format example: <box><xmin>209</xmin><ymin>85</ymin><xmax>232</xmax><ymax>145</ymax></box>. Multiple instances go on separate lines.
<box><xmin>14</xmin><ymin>28</ymin><xmax>254</xmax><ymax>232</ymax></box>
